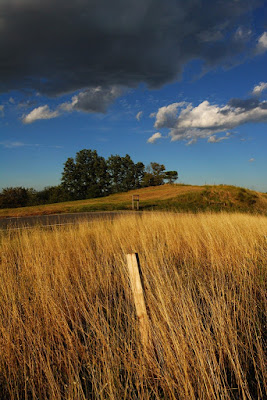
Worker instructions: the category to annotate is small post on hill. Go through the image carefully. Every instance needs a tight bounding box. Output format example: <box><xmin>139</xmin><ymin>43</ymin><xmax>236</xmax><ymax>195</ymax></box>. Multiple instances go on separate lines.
<box><xmin>126</xmin><ymin>253</ymin><xmax>151</xmax><ymax>353</ymax></box>
<box><xmin>132</xmin><ymin>195</ymin><xmax>140</xmax><ymax>210</ymax></box>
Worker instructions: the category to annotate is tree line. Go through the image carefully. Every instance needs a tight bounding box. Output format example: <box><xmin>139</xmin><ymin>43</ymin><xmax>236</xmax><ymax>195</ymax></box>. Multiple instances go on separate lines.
<box><xmin>0</xmin><ymin>149</ymin><xmax>178</xmax><ymax>208</ymax></box>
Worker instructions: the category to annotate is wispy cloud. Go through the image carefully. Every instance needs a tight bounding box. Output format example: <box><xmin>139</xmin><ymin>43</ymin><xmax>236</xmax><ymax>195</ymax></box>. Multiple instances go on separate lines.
<box><xmin>23</xmin><ymin>86</ymin><xmax>123</xmax><ymax>124</ymax></box>
<box><xmin>186</xmin><ymin>138</ymin><xmax>197</xmax><ymax>146</ymax></box>
<box><xmin>23</xmin><ymin>105</ymin><xmax>59</xmax><ymax>124</ymax></box>
<box><xmin>252</xmin><ymin>82</ymin><xmax>267</xmax><ymax>96</ymax></box>
<box><xmin>136</xmin><ymin>111</ymin><xmax>143</xmax><ymax>121</ymax></box>
<box><xmin>207</xmin><ymin>135</ymin><xmax>229</xmax><ymax>143</ymax></box>
<box><xmin>18</xmin><ymin>99</ymin><xmax>38</xmax><ymax>109</ymax></box>
<box><xmin>0</xmin><ymin>141</ymin><xmax>63</xmax><ymax>149</ymax></box>
<box><xmin>147</xmin><ymin>132</ymin><xmax>162</xmax><ymax>144</ymax></box>
<box><xmin>0</xmin><ymin>105</ymin><xmax>4</xmax><ymax>117</ymax></box>
<box><xmin>249</xmin><ymin>158</ymin><xmax>255</xmax><ymax>162</ymax></box>
<box><xmin>0</xmin><ymin>141</ymin><xmax>26</xmax><ymax>148</ymax></box>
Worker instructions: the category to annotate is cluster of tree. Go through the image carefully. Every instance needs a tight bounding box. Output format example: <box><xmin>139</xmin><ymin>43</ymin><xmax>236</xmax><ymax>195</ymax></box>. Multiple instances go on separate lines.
<box><xmin>62</xmin><ymin>149</ymin><xmax>178</xmax><ymax>199</ymax></box>
<box><xmin>62</xmin><ymin>150</ymin><xmax>146</xmax><ymax>199</ymax></box>
<box><xmin>142</xmin><ymin>162</ymin><xmax>178</xmax><ymax>187</ymax></box>
<box><xmin>0</xmin><ymin>149</ymin><xmax>178</xmax><ymax>208</ymax></box>
<box><xmin>0</xmin><ymin>186</ymin><xmax>67</xmax><ymax>209</ymax></box>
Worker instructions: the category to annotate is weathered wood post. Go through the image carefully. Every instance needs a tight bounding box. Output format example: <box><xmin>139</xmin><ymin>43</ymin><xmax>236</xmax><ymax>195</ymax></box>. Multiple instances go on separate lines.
<box><xmin>126</xmin><ymin>253</ymin><xmax>151</xmax><ymax>352</ymax></box>
<box><xmin>132</xmin><ymin>195</ymin><xmax>140</xmax><ymax>210</ymax></box>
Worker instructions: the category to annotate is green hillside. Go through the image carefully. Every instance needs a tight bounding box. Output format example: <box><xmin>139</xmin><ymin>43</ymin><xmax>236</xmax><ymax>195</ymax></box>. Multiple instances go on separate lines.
<box><xmin>0</xmin><ymin>184</ymin><xmax>267</xmax><ymax>218</ymax></box>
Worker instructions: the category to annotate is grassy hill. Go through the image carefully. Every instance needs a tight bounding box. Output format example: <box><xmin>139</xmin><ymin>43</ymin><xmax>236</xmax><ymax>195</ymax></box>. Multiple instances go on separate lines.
<box><xmin>0</xmin><ymin>183</ymin><xmax>267</xmax><ymax>218</ymax></box>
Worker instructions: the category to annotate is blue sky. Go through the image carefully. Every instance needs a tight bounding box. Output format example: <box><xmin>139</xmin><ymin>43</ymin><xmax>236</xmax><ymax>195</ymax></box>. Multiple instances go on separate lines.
<box><xmin>0</xmin><ymin>0</ymin><xmax>267</xmax><ymax>192</ymax></box>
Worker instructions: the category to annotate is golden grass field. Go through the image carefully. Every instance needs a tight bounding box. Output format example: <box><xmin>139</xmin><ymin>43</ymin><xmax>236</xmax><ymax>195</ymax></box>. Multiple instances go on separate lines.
<box><xmin>1</xmin><ymin>184</ymin><xmax>267</xmax><ymax>218</ymax></box>
<box><xmin>0</xmin><ymin>212</ymin><xmax>266</xmax><ymax>399</ymax></box>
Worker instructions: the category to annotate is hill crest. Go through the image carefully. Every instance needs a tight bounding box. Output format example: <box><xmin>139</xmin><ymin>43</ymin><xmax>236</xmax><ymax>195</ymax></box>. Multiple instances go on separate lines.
<box><xmin>0</xmin><ymin>184</ymin><xmax>266</xmax><ymax>218</ymax></box>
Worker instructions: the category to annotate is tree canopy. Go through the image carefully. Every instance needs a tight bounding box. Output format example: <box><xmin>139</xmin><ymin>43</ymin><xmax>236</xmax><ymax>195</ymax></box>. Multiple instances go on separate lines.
<box><xmin>107</xmin><ymin>154</ymin><xmax>144</xmax><ymax>193</ymax></box>
<box><xmin>0</xmin><ymin>149</ymin><xmax>178</xmax><ymax>208</ymax></box>
<box><xmin>164</xmin><ymin>170</ymin><xmax>178</xmax><ymax>184</ymax></box>
<box><xmin>62</xmin><ymin>149</ymin><xmax>109</xmax><ymax>199</ymax></box>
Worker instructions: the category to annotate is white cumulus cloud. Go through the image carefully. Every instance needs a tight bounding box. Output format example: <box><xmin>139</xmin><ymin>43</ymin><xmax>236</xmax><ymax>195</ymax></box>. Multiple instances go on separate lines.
<box><xmin>147</xmin><ymin>132</ymin><xmax>162</xmax><ymax>144</ymax></box>
<box><xmin>252</xmin><ymin>82</ymin><xmax>267</xmax><ymax>96</ymax></box>
<box><xmin>23</xmin><ymin>105</ymin><xmax>59</xmax><ymax>124</ymax></box>
<box><xmin>152</xmin><ymin>95</ymin><xmax>267</xmax><ymax>144</ymax></box>
<box><xmin>154</xmin><ymin>102</ymin><xmax>186</xmax><ymax>129</ymax></box>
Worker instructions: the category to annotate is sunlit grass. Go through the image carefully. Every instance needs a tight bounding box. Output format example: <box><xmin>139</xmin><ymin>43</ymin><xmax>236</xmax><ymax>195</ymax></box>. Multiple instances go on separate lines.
<box><xmin>0</xmin><ymin>212</ymin><xmax>266</xmax><ymax>399</ymax></box>
<box><xmin>0</xmin><ymin>184</ymin><xmax>202</xmax><ymax>217</ymax></box>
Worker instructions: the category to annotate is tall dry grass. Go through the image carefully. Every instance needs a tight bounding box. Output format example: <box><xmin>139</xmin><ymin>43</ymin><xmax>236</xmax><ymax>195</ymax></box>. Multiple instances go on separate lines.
<box><xmin>0</xmin><ymin>212</ymin><xmax>266</xmax><ymax>399</ymax></box>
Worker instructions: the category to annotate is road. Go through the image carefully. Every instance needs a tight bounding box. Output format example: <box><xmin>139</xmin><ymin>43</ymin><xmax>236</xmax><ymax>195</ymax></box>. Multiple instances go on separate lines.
<box><xmin>0</xmin><ymin>211</ymin><xmax>142</xmax><ymax>230</ymax></box>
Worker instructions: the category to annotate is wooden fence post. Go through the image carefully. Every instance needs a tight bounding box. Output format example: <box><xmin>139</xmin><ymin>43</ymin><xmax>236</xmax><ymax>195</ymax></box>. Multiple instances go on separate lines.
<box><xmin>126</xmin><ymin>253</ymin><xmax>151</xmax><ymax>352</ymax></box>
<box><xmin>132</xmin><ymin>195</ymin><xmax>140</xmax><ymax>210</ymax></box>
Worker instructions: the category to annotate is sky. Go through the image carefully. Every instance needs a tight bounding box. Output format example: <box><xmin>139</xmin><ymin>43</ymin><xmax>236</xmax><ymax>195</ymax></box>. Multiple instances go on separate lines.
<box><xmin>0</xmin><ymin>0</ymin><xmax>267</xmax><ymax>192</ymax></box>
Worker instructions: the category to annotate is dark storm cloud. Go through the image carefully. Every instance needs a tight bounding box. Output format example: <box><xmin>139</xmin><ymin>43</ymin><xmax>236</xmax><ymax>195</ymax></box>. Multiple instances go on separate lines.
<box><xmin>0</xmin><ymin>0</ymin><xmax>264</xmax><ymax>96</ymax></box>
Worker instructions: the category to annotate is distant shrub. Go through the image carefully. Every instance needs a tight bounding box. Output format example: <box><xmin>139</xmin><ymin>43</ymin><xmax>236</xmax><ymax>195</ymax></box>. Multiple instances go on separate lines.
<box><xmin>0</xmin><ymin>187</ymin><xmax>32</xmax><ymax>208</ymax></box>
